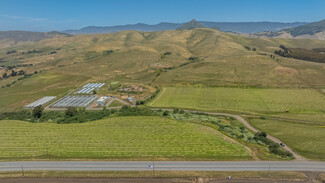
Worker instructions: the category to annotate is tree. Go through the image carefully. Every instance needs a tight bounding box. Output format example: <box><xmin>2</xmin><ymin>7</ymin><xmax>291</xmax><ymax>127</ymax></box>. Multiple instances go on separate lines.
<box><xmin>255</xmin><ymin>131</ymin><xmax>267</xmax><ymax>138</ymax></box>
<box><xmin>102</xmin><ymin>106</ymin><xmax>107</xmax><ymax>111</ymax></box>
<box><xmin>163</xmin><ymin>110</ymin><xmax>169</xmax><ymax>116</ymax></box>
<box><xmin>32</xmin><ymin>105</ymin><xmax>43</xmax><ymax>118</ymax></box>
<box><xmin>92</xmin><ymin>90</ymin><xmax>97</xmax><ymax>94</ymax></box>
<box><xmin>2</xmin><ymin>73</ymin><xmax>8</xmax><ymax>79</ymax></box>
<box><xmin>65</xmin><ymin>107</ymin><xmax>77</xmax><ymax>117</ymax></box>
<box><xmin>18</xmin><ymin>70</ymin><xmax>26</xmax><ymax>75</ymax></box>
<box><xmin>10</xmin><ymin>70</ymin><xmax>17</xmax><ymax>77</ymax></box>
<box><xmin>173</xmin><ymin>108</ymin><xmax>179</xmax><ymax>114</ymax></box>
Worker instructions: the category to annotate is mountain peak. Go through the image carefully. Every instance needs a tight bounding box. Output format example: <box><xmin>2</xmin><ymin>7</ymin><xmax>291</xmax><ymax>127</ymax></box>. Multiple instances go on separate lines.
<box><xmin>177</xmin><ymin>19</ymin><xmax>205</xmax><ymax>30</ymax></box>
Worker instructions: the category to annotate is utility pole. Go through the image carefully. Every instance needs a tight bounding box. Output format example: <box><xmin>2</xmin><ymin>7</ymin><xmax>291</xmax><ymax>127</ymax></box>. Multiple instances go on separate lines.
<box><xmin>21</xmin><ymin>164</ymin><xmax>24</xmax><ymax>177</ymax></box>
<box><xmin>152</xmin><ymin>161</ymin><xmax>155</xmax><ymax>176</ymax></box>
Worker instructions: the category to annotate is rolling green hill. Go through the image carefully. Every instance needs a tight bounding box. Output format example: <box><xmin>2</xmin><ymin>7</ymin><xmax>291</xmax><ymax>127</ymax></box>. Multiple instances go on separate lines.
<box><xmin>0</xmin><ymin>28</ymin><xmax>325</xmax><ymax>111</ymax></box>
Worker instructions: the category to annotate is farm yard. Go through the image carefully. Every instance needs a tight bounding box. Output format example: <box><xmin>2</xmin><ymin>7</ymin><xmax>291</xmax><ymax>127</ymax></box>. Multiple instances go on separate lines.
<box><xmin>0</xmin><ymin>116</ymin><xmax>251</xmax><ymax>160</ymax></box>
<box><xmin>148</xmin><ymin>87</ymin><xmax>325</xmax><ymax>114</ymax></box>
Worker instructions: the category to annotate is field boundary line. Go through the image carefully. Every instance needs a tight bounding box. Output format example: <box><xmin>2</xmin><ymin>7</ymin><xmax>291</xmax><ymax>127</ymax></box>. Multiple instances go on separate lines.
<box><xmin>148</xmin><ymin>87</ymin><xmax>166</xmax><ymax>106</ymax></box>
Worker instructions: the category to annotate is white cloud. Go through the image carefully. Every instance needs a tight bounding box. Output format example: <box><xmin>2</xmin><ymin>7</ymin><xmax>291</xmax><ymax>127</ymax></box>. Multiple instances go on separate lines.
<box><xmin>0</xmin><ymin>14</ymin><xmax>46</xmax><ymax>22</ymax></box>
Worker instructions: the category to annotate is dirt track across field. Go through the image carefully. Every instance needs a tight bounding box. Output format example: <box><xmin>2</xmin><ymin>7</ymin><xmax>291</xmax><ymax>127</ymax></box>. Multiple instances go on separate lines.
<box><xmin>152</xmin><ymin>108</ymin><xmax>306</xmax><ymax>161</ymax></box>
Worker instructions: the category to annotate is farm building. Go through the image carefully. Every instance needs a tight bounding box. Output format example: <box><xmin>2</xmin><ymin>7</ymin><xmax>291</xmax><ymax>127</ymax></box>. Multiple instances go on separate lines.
<box><xmin>126</xmin><ymin>97</ymin><xmax>135</xmax><ymax>102</ymax></box>
<box><xmin>96</xmin><ymin>96</ymin><xmax>108</xmax><ymax>106</ymax></box>
<box><xmin>25</xmin><ymin>96</ymin><xmax>56</xmax><ymax>108</ymax></box>
<box><xmin>50</xmin><ymin>95</ymin><xmax>97</xmax><ymax>108</ymax></box>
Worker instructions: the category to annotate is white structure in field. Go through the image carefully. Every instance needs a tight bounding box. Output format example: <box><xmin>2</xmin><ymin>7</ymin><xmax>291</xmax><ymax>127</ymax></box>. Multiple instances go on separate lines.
<box><xmin>76</xmin><ymin>83</ymin><xmax>105</xmax><ymax>94</ymax></box>
<box><xmin>50</xmin><ymin>95</ymin><xmax>97</xmax><ymax>108</ymax></box>
<box><xmin>96</xmin><ymin>96</ymin><xmax>108</xmax><ymax>106</ymax></box>
<box><xmin>24</xmin><ymin>96</ymin><xmax>57</xmax><ymax>108</ymax></box>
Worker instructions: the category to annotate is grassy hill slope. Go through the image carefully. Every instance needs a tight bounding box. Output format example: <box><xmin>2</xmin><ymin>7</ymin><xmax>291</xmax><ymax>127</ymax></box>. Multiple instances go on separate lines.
<box><xmin>1</xmin><ymin>28</ymin><xmax>325</xmax><ymax>110</ymax></box>
<box><xmin>285</xmin><ymin>19</ymin><xmax>325</xmax><ymax>37</ymax></box>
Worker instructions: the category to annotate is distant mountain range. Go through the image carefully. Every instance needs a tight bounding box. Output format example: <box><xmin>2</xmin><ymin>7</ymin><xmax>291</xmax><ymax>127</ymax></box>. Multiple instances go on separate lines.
<box><xmin>3</xmin><ymin>19</ymin><xmax>325</xmax><ymax>42</ymax></box>
<box><xmin>63</xmin><ymin>20</ymin><xmax>306</xmax><ymax>35</ymax></box>
<box><xmin>253</xmin><ymin>19</ymin><xmax>325</xmax><ymax>40</ymax></box>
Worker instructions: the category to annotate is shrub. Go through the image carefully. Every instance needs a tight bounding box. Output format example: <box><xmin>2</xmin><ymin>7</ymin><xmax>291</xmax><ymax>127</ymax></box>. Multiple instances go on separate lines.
<box><xmin>163</xmin><ymin>110</ymin><xmax>170</xmax><ymax>116</ymax></box>
<box><xmin>66</xmin><ymin>107</ymin><xmax>77</xmax><ymax>117</ymax></box>
<box><xmin>173</xmin><ymin>108</ymin><xmax>179</xmax><ymax>114</ymax></box>
<box><xmin>32</xmin><ymin>105</ymin><xmax>44</xmax><ymax>119</ymax></box>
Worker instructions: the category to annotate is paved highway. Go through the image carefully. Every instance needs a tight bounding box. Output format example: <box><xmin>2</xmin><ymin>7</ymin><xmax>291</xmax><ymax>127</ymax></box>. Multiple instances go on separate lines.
<box><xmin>0</xmin><ymin>161</ymin><xmax>324</xmax><ymax>172</ymax></box>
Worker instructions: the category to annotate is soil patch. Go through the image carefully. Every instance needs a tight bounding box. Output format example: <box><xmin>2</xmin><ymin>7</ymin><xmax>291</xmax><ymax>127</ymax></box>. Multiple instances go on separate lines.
<box><xmin>274</xmin><ymin>67</ymin><xmax>298</xmax><ymax>75</ymax></box>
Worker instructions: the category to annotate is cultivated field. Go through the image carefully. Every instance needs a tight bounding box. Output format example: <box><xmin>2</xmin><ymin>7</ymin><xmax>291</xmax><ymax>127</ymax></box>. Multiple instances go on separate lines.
<box><xmin>148</xmin><ymin>87</ymin><xmax>325</xmax><ymax>114</ymax></box>
<box><xmin>148</xmin><ymin>86</ymin><xmax>325</xmax><ymax>160</ymax></box>
<box><xmin>249</xmin><ymin>118</ymin><xmax>325</xmax><ymax>160</ymax></box>
<box><xmin>0</xmin><ymin>116</ymin><xmax>251</xmax><ymax>160</ymax></box>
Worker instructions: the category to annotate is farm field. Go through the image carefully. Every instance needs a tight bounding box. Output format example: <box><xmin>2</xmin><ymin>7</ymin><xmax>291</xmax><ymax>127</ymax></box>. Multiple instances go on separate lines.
<box><xmin>148</xmin><ymin>87</ymin><xmax>325</xmax><ymax>114</ymax></box>
<box><xmin>0</xmin><ymin>116</ymin><xmax>251</xmax><ymax>160</ymax></box>
<box><xmin>248</xmin><ymin>118</ymin><xmax>325</xmax><ymax>160</ymax></box>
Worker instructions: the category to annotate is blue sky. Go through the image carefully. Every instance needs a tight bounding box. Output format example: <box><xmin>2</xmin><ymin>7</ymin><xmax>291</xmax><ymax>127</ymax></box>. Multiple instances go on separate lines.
<box><xmin>0</xmin><ymin>0</ymin><xmax>324</xmax><ymax>32</ymax></box>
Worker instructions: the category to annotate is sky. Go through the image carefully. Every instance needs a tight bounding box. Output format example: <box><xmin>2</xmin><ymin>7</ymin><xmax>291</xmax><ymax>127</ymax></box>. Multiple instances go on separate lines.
<box><xmin>0</xmin><ymin>0</ymin><xmax>324</xmax><ymax>32</ymax></box>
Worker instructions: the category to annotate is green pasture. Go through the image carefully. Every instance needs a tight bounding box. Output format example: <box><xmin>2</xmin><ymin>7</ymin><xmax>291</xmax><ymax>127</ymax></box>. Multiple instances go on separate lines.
<box><xmin>249</xmin><ymin>118</ymin><xmax>325</xmax><ymax>160</ymax></box>
<box><xmin>148</xmin><ymin>87</ymin><xmax>325</xmax><ymax>114</ymax></box>
<box><xmin>0</xmin><ymin>116</ymin><xmax>251</xmax><ymax>160</ymax></box>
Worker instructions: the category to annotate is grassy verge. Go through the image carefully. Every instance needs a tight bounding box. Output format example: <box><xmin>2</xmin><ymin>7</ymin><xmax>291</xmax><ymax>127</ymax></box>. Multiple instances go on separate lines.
<box><xmin>108</xmin><ymin>100</ymin><xmax>124</xmax><ymax>107</ymax></box>
<box><xmin>0</xmin><ymin>170</ymin><xmax>307</xmax><ymax>180</ymax></box>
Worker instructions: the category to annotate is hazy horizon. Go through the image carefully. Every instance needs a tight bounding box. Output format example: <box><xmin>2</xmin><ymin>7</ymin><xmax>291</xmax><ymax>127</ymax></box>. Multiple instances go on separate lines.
<box><xmin>0</xmin><ymin>0</ymin><xmax>324</xmax><ymax>32</ymax></box>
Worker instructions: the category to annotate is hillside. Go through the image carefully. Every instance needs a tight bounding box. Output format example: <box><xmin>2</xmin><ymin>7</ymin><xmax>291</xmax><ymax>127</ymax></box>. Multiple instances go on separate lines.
<box><xmin>254</xmin><ymin>19</ymin><xmax>325</xmax><ymax>40</ymax></box>
<box><xmin>1</xmin><ymin>28</ymin><xmax>325</xmax><ymax>110</ymax></box>
<box><xmin>285</xmin><ymin>19</ymin><xmax>325</xmax><ymax>37</ymax></box>
<box><xmin>0</xmin><ymin>31</ymin><xmax>71</xmax><ymax>42</ymax></box>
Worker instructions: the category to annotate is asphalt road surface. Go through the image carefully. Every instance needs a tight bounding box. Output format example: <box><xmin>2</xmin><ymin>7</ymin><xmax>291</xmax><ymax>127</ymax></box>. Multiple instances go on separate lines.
<box><xmin>0</xmin><ymin>161</ymin><xmax>324</xmax><ymax>172</ymax></box>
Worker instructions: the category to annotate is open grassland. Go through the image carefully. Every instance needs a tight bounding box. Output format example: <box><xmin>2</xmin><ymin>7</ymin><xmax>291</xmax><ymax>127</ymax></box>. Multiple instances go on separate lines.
<box><xmin>0</xmin><ymin>116</ymin><xmax>251</xmax><ymax>160</ymax></box>
<box><xmin>248</xmin><ymin>118</ymin><xmax>325</xmax><ymax>160</ymax></box>
<box><xmin>148</xmin><ymin>87</ymin><xmax>325</xmax><ymax>114</ymax></box>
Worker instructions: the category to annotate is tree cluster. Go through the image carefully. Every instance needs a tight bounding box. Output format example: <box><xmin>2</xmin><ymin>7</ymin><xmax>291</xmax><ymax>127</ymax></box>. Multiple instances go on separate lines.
<box><xmin>6</xmin><ymin>50</ymin><xmax>17</xmax><ymax>54</ymax></box>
